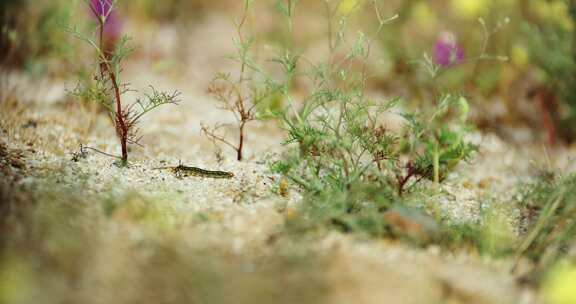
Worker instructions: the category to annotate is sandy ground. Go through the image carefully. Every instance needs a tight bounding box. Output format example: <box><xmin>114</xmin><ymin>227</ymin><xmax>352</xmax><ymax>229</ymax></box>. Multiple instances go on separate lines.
<box><xmin>0</xmin><ymin>69</ymin><xmax>547</xmax><ymax>304</ymax></box>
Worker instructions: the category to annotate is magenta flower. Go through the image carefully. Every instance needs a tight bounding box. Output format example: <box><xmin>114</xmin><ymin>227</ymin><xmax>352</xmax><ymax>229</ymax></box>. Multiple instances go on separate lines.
<box><xmin>434</xmin><ymin>32</ymin><xmax>464</xmax><ymax>66</ymax></box>
<box><xmin>90</xmin><ymin>0</ymin><xmax>122</xmax><ymax>50</ymax></box>
<box><xmin>102</xmin><ymin>11</ymin><xmax>122</xmax><ymax>40</ymax></box>
<box><xmin>90</xmin><ymin>0</ymin><xmax>113</xmax><ymax>18</ymax></box>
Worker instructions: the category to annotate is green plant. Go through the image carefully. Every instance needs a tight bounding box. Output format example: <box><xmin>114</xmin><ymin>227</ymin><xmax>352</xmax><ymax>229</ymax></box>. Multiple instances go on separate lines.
<box><xmin>285</xmin><ymin>182</ymin><xmax>396</xmax><ymax>237</ymax></box>
<box><xmin>1</xmin><ymin>0</ymin><xmax>82</xmax><ymax>76</ymax></box>
<box><xmin>258</xmin><ymin>1</ymin><xmax>476</xmax><ymax>241</ymax></box>
<box><xmin>522</xmin><ymin>4</ymin><xmax>576</xmax><ymax>143</ymax></box>
<box><xmin>437</xmin><ymin>201</ymin><xmax>516</xmax><ymax>258</ymax></box>
<box><xmin>277</xmin><ymin>92</ymin><xmax>475</xmax><ymax>195</ymax></box>
<box><xmin>201</xmin><ymin>0</ymin><xmax>278</xmax><ymax>161</ymax></box>
<box><xmin>68</xmin><ymin>0</ymin><xmax>180</xmax><ymax>165</ymax></box>
<box><xmin>267</xmin><ymin>1</ymin><xmax>476</xmax><ymax>196</ymax></box>
<box><xmin>514</xmin><ymin>172</ymin><xmax>576</xmax><ymax>276</ymax></box>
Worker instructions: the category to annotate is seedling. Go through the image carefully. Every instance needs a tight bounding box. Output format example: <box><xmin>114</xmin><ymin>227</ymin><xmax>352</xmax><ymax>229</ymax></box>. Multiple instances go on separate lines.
<box><xmin>202</xmin><ymin>0</ymin><xmax>278</xmax><ymax>161</ymax></box>
<box><xmin>68</xmin><ymin>0</ymin><xmax>180</xmax><ymax>166</ymax></box>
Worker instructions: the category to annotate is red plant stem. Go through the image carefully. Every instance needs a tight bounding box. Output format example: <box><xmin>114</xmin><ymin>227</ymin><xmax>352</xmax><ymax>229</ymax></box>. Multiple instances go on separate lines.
<box><xmin>237</xmin><ymin>121</ymin><xmax>245</xmax><ymax>161</ymax></box>
<box><xmin>108</xmin><ymin>71</ymin><xmax>128</xmax><ymax>164</ymax></box>
<box><xmin>93</xmin><ymin>5</ymin><xmax>128</xmax><ymax>164</ymax></box>
<box><xmin>537</xmin><ymin>89</ymin><xmax>559</xmax><ymax>146</ymax></box>
<box><xmin>397</xmin><ymin>162</ymin><xmax>415</xmax><ymax>196</ymax></box>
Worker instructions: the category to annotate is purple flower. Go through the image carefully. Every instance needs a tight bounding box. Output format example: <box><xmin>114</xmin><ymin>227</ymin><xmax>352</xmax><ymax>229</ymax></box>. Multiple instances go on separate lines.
<box><xmin>91</xmin><ymin>0</ymin><xmax>113</xmax><ymax>18</ymax></box>
<box><xmin>434</xmin><ymin>32</ymin><xmax>464</xmax><ymax>66</ymax></box>
<box><xmin>90</xmin><ymin>0</ymin><xmax>122</xmax><ymax>48</ymax></box>
<box><xmin>102</xmin><ymin>11</ymin><xmax>122</xmax><ymax>40</ymax></box>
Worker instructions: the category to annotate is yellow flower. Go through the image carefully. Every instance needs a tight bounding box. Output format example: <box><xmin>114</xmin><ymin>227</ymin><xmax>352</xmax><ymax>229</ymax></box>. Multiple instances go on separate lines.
<box><xmin>531</xmin><ymin>0</ymin><xmax>552</xmax><ymax>19</ymax></box>
<box><xmin>559</xmin><ymin>17</ymin><xmax>574</xmax><ymax>32</ymax></box>
<box><xmin>543</xmin><ymin>263</ymin><xmax>576</xmax><ymax>304</ymax></box>
<box><xmin>550</xmin><ymin>1</ymin><xmax>574</xmax><ymax>31</ymax></box>
<box><xmin>338</xmin><ymin>0</ymin><xmax>360</xmax><ymax>15</ymax></box>
<box><xmin>412</xmin><ymin>1</ymin><xmax>437</xmax><ymax>29</ymax></box>
<box><xmin>451</xmin><ymin>0</ymin><xmax>490</xmax><ymax>19</ymax></box>
<box><xmin>531</xmin><ymin>0</ymin><xmax>574</xmax><ymax>31</ymax></box>
<box><xmin>511</xmin><ymin>44</ymin><xmax>529</xmax><ymax>68</ymax></box>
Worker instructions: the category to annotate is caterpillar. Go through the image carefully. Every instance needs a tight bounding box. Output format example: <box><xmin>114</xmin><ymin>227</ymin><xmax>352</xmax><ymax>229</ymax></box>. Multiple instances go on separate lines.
<box><xmin>154</xmin><ymin>164</ymin><xmax>234</xmax><ymax>179</ymax></box>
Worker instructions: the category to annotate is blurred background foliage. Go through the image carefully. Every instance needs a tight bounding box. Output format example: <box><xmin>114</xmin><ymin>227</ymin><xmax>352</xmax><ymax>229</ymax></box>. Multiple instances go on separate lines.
<box><xmin>1</xmin><ymin>0</ymin><xmax>575</xmax><ymax>143</ymax></box>
<box><xmin>1</xmin><ymin>1</ymin><xmax>575</xmax><ymax>300</ymax></box>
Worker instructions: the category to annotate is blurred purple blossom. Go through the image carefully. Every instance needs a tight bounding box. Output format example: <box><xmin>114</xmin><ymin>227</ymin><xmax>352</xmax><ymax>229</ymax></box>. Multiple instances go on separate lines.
<box><xmin>90</xmin><ymin>0</ymin><xmax>113</xmax><ymax>18</ymax></box>
<box><xmin>103</xmin><ymin>12</ymin><xmax>122</xmax><ymax>40</ymax></box>
<box><xmin>434</xmin><ymin>32</ymin><xmax>464</xmax><ymax>66</ymax></box>
<box><xmin>90</xmin><ymin>0</ymin><xmax>122</xmax><ymax>44</ymax></box>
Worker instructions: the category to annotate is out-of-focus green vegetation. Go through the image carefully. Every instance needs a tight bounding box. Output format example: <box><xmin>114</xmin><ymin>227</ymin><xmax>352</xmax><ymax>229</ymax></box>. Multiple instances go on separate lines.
<box><xmin>0</xmin><ymin>0</ymin><xmax>81</xmax><ymax>76</ymax></box>
<box><xmin>514</xmin><ymin>172</ymin><xmax>576</xmax><ymax>278</ymax></box>
<box><xmin>2</xmin><ymin>0</ymin><xmax>576</xmax><ymax>300</ymax></box>
<box><xmin>364</xmin><ymin>0</ymin><xmax>575</xmax><ymax>142</ymax></box>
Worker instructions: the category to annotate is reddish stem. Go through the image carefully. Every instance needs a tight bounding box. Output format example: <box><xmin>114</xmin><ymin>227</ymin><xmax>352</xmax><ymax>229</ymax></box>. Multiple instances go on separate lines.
<box><xmin>108</xmin><ymin>71</ymin><xmax>128</xmax><ymax>164</ymax></box>
<box><xmin>237</xmin><ymin>121</ymin><xmax>245</xmax><ymax>161</ymax></box>
<box><xmin>397</xmin><ymin>162</ymin><xmax>415</xmax><ymax>196</ymax></box>
<box><xmin>536</xmin><ymin>89</ymin><xmax>559</xmax><ymax>146</ymax></box>
<box><xmin>92</xmin><ymin>2</ymin><xmax>128</xmax><ymax>165</ymax></box>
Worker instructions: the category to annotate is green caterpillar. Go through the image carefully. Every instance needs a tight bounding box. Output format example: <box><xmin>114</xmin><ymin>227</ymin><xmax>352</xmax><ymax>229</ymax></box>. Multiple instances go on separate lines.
<box><xmin>154</xmin><ymin>164</ymin><xmax>234</xmax><ymax>179</ymax></box>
